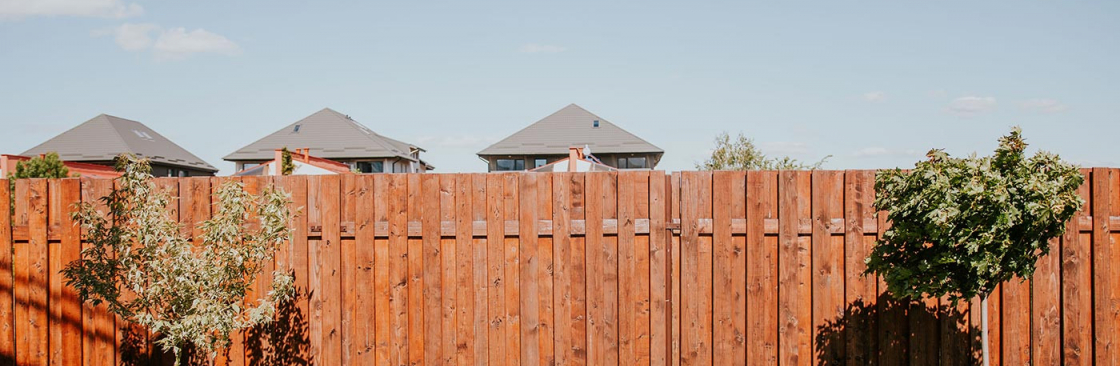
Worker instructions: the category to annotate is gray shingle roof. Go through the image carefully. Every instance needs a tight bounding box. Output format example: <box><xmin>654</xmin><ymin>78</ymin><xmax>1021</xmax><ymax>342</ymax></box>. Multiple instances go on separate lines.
<box><xmin>223</xmin><ymin>108</ymin><xmax>424</xmax><ymax>162</ymax></box>
<box><xmin>478</xmin><ymin>104</ymin><xmax>663</xmax><ymax>156</ymax></box>
<box><xmin>21</xmin><ymin>114</ymin><xmax>217</xmax><ymax>172</ymax></box>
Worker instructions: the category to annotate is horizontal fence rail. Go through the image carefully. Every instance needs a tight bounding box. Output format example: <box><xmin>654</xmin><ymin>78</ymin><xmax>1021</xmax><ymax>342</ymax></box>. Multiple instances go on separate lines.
<box><xmin>0</xmin><ymin>169</ymin><xmax>1117</xmax><ymax>365</ymax></box>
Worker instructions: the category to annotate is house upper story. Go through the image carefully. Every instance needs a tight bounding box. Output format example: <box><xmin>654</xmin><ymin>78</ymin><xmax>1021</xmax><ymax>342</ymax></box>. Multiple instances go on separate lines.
<box><xmin>18</xmin><ymin>114</ymin><xmax>218</xmax><ymax>177</ymax></box>
<box><xmin>223</xmin><ymin>108</ymin><xmax>432</xmax><ymax>174</ymax></box>
<box><xmin>477</xmin><ymin>104</ymin><xmax>664</xmax><ymax>172</ymax></box>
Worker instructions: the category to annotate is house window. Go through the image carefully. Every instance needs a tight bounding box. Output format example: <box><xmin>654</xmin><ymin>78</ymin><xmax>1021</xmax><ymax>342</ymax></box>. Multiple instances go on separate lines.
<box><xmin>618</xmin><ymin>157</ymin><xmax>647</xmax><ymax>169</ymax></box>
<box><xmin>167</xmin><ymin>168</ymin><xmax>187</xmax><ymax>177</ymax></box>
<box><xmin>496</xmin><ymin>159</ymin><xmax>524</xmax><ymax>171</ymax></box>
<box><xmin>293</xmin><ymin>124</ymin><xmax>301</xmax><ymax>133</ymax></box>
<box><xmin>356</xmin><ymin>161</ymin><xmax>384</xmax><ymax>173</ymax></box>
<box><xmin>593</xmin><ymin>120</ymin><xmax>600</xmax><ymax>128</ymax></box>
<box><xmin>534</xmin><ymin>158</ymin><xmax>548</xmax><ymax>168</ymax></box>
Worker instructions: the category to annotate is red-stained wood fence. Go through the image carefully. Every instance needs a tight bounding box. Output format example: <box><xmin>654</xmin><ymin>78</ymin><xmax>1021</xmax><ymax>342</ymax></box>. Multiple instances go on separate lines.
<box><xmin>0</xmin><ymin>169</ymin><xmax>1118</xmax><ymax>365</ymax></box>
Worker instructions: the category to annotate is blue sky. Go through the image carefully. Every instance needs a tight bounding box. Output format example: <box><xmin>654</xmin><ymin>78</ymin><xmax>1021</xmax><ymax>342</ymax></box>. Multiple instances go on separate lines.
<box><xmin>2</xmin><ymin>1</ymin><xmax>1117</xmax><ymax>174</ymax></box>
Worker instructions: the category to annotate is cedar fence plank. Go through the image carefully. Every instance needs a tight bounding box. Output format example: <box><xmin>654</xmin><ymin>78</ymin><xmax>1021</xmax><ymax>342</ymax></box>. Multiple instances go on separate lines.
<box><xmin>746</xmin><ymin>171</ymin><xmax>778</xmax><ymax>366</ymax></box>
<box><xmin>421</xmin><ymin>174</ymin><xmax>443</xmax><ymax>365</ymax></box>
<box><xmin>0</xmin><ymin>180</ymin><xmax>13</xmax><ymax>366</ymax></box>
<box><xmin>518</xmin><ymin>173</ymin><xmax>541</xmax><ymax>366</ymax></box>
<box><xmin>811</xmin><ymin>171</ymin><xmax>845</xmax><ymax>365</ymax></box>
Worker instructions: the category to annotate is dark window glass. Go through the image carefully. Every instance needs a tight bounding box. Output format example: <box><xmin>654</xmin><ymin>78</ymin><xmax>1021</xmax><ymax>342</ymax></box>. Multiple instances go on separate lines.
<box><xmin>496</xmin><ymin>159</ymin><xmax>524</xmax><ymax>171</ymax></box>
<box><xmin>535</xmin><ymin>158</ymin><xmax>547</xmax><ymax>168</ymax></box>
<box><xmin>628</xmin><ymin>157</ymin><xmax>647</xmax><ymax>169</ymax></box>
<box><xmin>356</xmin><ymin>161</ymin><xmax>384</xmax><ymax>173</ymax></box>
<box><xmin>617</xmin><ymin>158</ymin><xmax>628</xmax><ymax>169</ymax></box>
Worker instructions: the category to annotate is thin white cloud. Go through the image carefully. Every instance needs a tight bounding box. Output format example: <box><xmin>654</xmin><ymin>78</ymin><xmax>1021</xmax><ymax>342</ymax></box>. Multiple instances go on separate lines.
<box><xmin>100</xmin><ymin>22</ymin><xmax>159</xmax><ymax>50</ymax></box>
<box><xmin>153</xmin><ymin>27</ymin><xmax>240</xmax><ymax>60</ymax></box>
<box><xmin>1019</xmin><ymin>99</ymin><xmax>1068</xmax><ymax>114</ymax></box>
<box><xmin>853</xmin><ymin>147</ymin><xmax>922</xmax><ymax>158</ymax></box>
<box><xmin>946</xmin><ymin>96</ymin><xmax>996</xmax><ymax>117</ymax></box>
<box><xmin>0</xmin><ymin>0</ymin><xmax>142</xmax><ymax>19</ymax></box>
<box><xmin>519</xmin><ymin>43</ymin><xmax>566</xmax><ymax>53</ymax></box>
<box><xmin>862</xmin><ymin>91</ymin><xmax>886</xmax><ymax>103</ymax></box>
<box><xmin>99</xmin><ymin>23</ymin><xmax>240</xmax><ymax>60</ymax></box>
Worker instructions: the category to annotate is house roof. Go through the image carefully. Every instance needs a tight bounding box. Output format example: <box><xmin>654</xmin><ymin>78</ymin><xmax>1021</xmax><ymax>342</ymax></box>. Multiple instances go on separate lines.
<box><xmin>21</xmin><ymin>114</ymin><xmax>217</xmax><ymax>172</ymax></box>
<box><xmin>223</xmin><ymin>108</ymin><xmax>425</xmax><ymax>163</ymax></box>
<box><xmin>478</xmin><ymin>104</ymin><xmax>664</xmax><ymax>157</ymax></box>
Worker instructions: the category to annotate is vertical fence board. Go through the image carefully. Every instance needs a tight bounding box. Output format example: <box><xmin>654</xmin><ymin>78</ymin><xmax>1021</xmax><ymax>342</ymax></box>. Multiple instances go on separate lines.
<box><xmin>371</xmin><ymin>174</ymin><xmax>391</xmax><ymax>366</ymax></box>
<box><xmin>778</xmin><ymin>171</ymin><xmax>811</xmax><ymax>366</ymax></box>
<box><xmin>518</xmin><ymin>174</ymin><xmax>541</xmax><ymax>366</ymax></box>
<box><xmin>841</xmin><ymin>171</ymin><xmax>875</xmax><ymax>365</ymax></box>
<box><xmin>0</xmin><ymin>180</ymin><xmax>12</xmax><ymax>366</ymax></box>
<box><xmin>57</xmin><ymin>179</ymin><xmax>80</xmax><ymax>366</ymax></box>
<box><xmin>321</xmin><ymin>175</ymin><xmax>343</xmax><ymax>365</ymax></box>
<box><xmin>388</xmin><ymin>174</ymin><xmax>410</xmax><ymax>366</ymax></box>
<box><xmin>451</xmin><ymin>174</ymin><xmax>472</xmax><ymax>366</ymax></box>
<box><xmin>83</xmin><ymin>178</ymin><xmax>114</xmax><ymax>366</ymax></box>
<box><xmin>619</xmin><ymin>172</ymin><xmax>639</xmax><ymax>366</ymax></box>
<box><xmin>812</xmin><ymin>171</ymin><xmax>845</xmax><ymax>364</ymax></box>
<box><xmin>486</xmin><ymin>174</ymin><xmax>506</xmax><ymax>366</ymax></box>
<box><xmin>304</xmin><ymin>176</ymin><xmax>323</xmax><ymax>366</ymax></box>
<box><xmin>1002</xmin><ymin>279</ymin><xmax>1031</xmax><ymax>365</ymax></box>
<box><xmin>339</xmin><ymin>175</ymin><xmax>358</xmax><ymax>365</ymax></box>
<box><xmin>1034</xmin><ymin>227</ymin><xmax>1062</xmax><ymax>366</ymax></box>
<box><xmin>407</xmin><ymin>174</ymin><xmax>426</xmax><ymax>366</ymax></box>
<box><xmin>648</xmin><ymin>173</ymin><xmax>670</xmax><ymax>366</ymax></box>
<box><xmin>1093</xmin><ymin>168</ymin><xmax>1115</xmax><ymax>364</ymax></box>
<box><xmin>502</xmin><ymin>173</ymin><xmax>522</xmax><ymax>366</ymax></box>
<box><xmin>634</xmin><ymin>171</ymin><xmax>652</xmax><ymax>366</ymax></box>
<box><xmin>354</xmin><ymin>175</ymin><xmax>376</xmax><ymax>364</ymax></box>
<box><xmin>746</xmin><ymin>171</ymin><xmax>778</xmax><ymax>365</ymax></box>
<box><xmin>14</xmin><ymin>180</ymin><xmax>47</xmax><ymax>366</ymax></box>
<box><xmin>711</xmin><ymin>171</ymin><xmax>744</xmax><ymax>365</ymax></box>
<box><xmin>438</xmin><ymin>175</ymin><xmax>457</xmax><ymax>366</ymax></box>
<box><xmin>1062</xmin><ymin>169</ymin><xmax>1092</xmax><ymax>365</ymax></box>
<box><xmin>421</xmin><ymin>174</ymin><xmax>442</xmax><ymax>365</ymax></box>
<box><xmin>552</xmin><ymin>174</ymin><xmax>573</xmax><ymax>366</ymax></box>
<box><xmin>536</xmin><ymin>174</ymin><xmax>556</xmax><ymax>366</ymax></box>
<box><xmin>470</xmin><ymin>174</ymin><xmax>490</xmax><ymax>366</ymax></box>
<box><xmin>568</xmin><ymin>173</ymin><xmax>588</xmax><ymax>366</ymax></box>
<box><xmin>586</xmin><ymin>173</ymin><xmax>609</xmax><ymax>366</ymax></box>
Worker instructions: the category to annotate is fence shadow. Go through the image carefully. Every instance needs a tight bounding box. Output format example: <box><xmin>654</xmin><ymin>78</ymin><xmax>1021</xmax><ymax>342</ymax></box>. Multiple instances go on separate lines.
<box><xmin>245</xmin><ymin>291</ymin><xmax>311</xmax><ymax>366</ymax></box>
<box><xmin>815</xmin><ymin>293</ymin><xmax>981</xmax><ymax>365</ymax></box>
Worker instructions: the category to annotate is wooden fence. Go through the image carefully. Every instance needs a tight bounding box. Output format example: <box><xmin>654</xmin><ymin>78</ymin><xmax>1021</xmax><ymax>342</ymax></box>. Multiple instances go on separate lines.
<box><xmin>0</xmin><ymin>169</ymin><xmax>1118</xmax><ymax>366</ymax></box>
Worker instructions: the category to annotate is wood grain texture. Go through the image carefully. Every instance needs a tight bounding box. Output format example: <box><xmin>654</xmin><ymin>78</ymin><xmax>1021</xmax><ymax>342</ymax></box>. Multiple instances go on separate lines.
<box><xmin>811</xmin><ymin>171</ymin><xmax>845</xmax><ymax>365</ymax></box>
<box><xmin>746</xmin><ymin>171</ymin><xmax>778</xmax><ymax>366</ymax></box>
<box><xmin>2</xmin><ymin>171</ymin><xmax>1118</xmax><ymax>365</ymax></box>
<box><xmin>0</xmin><ymin>180</ymin><xmax>13</xmax><ymax>366</ymax></box>
<box><xmin>1063</xmin><ymin>168</ymin><xmax>1092</xmax><ymax>365</ymax></box>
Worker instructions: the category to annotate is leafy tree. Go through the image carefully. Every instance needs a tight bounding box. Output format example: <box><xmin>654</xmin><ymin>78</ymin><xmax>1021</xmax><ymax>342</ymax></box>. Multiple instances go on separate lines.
<box><xmin>10</xmin><ymin>152</ymin><xmax>71</xmax><ymax>179</ymax></box>
<box><xmin>62</xmin><ymin>155</ymin><xmax>295</xmax><ymax>365</ymax></box>
<box><xmin>280</xmin><ymin>147</ymin><xmax>295</xmax><ymax>176</ymax></box>
<box><xmin>8</xmin><ymin>152</ymin><xmax>73</xmax><ymax>211</ymax></box>
<box><xmin>866</xmin><ymin>127</ymin><xmax>1083</xmax><ymax>365</ymax></box>
<box><xmin>696</xmin><ymin>131</ymin><xmax>829</xmax><ymax>170</ymax></box>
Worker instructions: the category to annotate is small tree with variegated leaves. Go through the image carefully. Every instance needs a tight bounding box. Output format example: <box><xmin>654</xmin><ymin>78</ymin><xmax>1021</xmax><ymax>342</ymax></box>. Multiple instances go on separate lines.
<box><xmin>866</xmin><ymin>127</ymin><xmax>1083</xmax><ymax>366</ymax></box>
<box><xmin>696</xmin><ymin>131</ymin><xmax>830</xmax><ymax>171</ymax></box>
<box><xmin>62</xmin><ymin>155</ymin><xmax>296</xmax><ymax>365</ymax></box>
